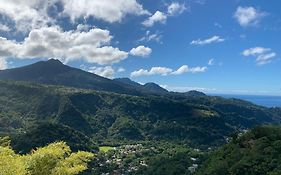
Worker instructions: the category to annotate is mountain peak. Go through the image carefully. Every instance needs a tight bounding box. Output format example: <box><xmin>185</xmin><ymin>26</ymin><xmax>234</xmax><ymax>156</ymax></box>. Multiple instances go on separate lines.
<box><xmin>46</xmin><ymin>59</ymin><xmax>63</xmax><ymax>65</ymax></box>
<box><xmin>143</xmin><ymin>82</ymin><xmax>168</xmax><ymax>93</ymax></box>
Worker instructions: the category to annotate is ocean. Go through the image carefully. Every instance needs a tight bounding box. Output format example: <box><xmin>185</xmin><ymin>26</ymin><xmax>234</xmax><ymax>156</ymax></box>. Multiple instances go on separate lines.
<box><xmin>210</xmin><ymin>94</ymin><xmax>281</xmax><ymax>108</ymax></box>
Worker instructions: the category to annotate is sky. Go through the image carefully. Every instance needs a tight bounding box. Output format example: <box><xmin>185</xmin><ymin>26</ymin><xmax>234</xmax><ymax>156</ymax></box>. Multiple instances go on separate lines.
<box><xmin>0</xmin><ymin>0</ymin><xmax>280</xmax><ymax>95</ymax></box>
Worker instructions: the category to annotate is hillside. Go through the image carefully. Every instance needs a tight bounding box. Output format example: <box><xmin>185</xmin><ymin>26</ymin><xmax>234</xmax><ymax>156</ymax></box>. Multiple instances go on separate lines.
<box><xmin>114</xmin><ymin>78</ymin><xmax>168</xmax><ymax>94</ymax></box>
<box><xmin>0</xmin><ymin>80</ymin><xmax>280</xmax><ymax>150</ymax></box>
<box><xmin>196</xmin><ymin>125</ymin><xmax>281</xmax><ymax>175</ymax></box>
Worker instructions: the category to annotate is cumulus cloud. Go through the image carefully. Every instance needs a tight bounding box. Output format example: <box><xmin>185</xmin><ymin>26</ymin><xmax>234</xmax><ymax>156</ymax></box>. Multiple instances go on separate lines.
<box><xmin>0</xmin><ymin>26</ymin><xmax>129</xmax><ymax>65</ymax></box>
<box><xmin>0</xmin><ymin>24</ymin><xmax>11</xmax><ymax>32</ymax></box>
<box><xmin>0</xmin><ymin>58</ymin><xmax>7</xmax><ymax>70</ymax></box>
<box><xmin>0</xmin><ymin>0</ymin><xmax>150</xmax><ymax>33</ymax></box>
<box><xmin>171</xmin><ymin>65</ymin><xmax>188</xmax><ymax>75</ymax></box>
<box><xmin>242</xmin><ymin>47</ymin><xmax>277</xmax><ymax>65</ymax></box>
<box><xmin>131</xmin><ymin>65</ymin><xmax>207</xmax><ymax>77</ymax></box>
<box><xmin>167</xmin><ymin>2</ymin><xmax>187</xmax><ymax>16</ymax></box>
<box><xmin>131</xmin><ymin>67</ymin><xmax>173</xmax><ymax>77</ymax></box>
<box><xmin>0</xmin><ymin>0</ymin><xmax>55</xmax><ymax>33</ymax></box>
<box><xmin>130</xmin><ymin>46</ymin><xmax>152</xmax><ymax>57</ymax></box>
<box><xmin>234</xmin><ymin>6</ymin><xmax>266</xmax><ymax>27</ymax></box>
<box><xmin>88</xmin><ymin>66</ymin><xmax>115</xmax><ymax>79</ymax></box>
<box><xmin>142</xmin><ymin>2</ymin><xmax>187</xmax><ymax>27</ymax></box>
<box><xmin>142</xmin><ymin>11</ymin><xmax>167</xmax><ymax>27</ymax></box>
<box><xmin>61</xmin><ymin>0</ymin><xmax>150</xmax><ymax>23</ymax></box>
<box><xmin>76</xmin><ymin>24</ymin><xmax>91</xmax><ymax>31</ymax></box>
<box><xmin>190</xmin><ymin>35</ymin><xmax>225</xmax><ymax>45</ymax></box>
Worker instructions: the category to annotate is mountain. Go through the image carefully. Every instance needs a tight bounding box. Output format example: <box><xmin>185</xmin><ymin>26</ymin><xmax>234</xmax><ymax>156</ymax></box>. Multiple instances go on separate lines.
<box><xmin>0</xmin><ymin>60</ymin><xmax>171</xmax><ymax>96</ymax></box>
<box><xmin>183</xmin><ymin>90</ymin><xmax>207</xmax><ymax>97</ymax></box>
<box><xmin>114</xmin><ymin>78</ymin><xmax>143</xmax><ymax>88</ymax></box>
<box><xmin>143</xmin><ymin>82</ymin><xmax>169</xmax><ymax>94</ymax></box>
<box><xmin>196</xmin><ymin>125</ymin><xmax>281</xmax><ymax>175</ymax></box>
<box><xmin>0</xmin><ymin>59</ymin><xmax>140</xmax><ymax>95</ymax></box>
<box><xmin>114</xmin><ymin>78</ymin><xmax>169</xmax><ymax>94</ymax></box>
<box><xmin>0</xmin><ymin>80</ymin><xmax>280</xmax><ymax>150</ymax></box>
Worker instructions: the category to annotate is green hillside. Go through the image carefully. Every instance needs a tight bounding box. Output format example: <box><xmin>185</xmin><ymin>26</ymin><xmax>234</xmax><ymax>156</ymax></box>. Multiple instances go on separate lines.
<box><xmin>0</xmin><ymin>80</ymin><xmax>280</xmax><ymax>150</ymax></box>
<box><xmin>196</xmin><ymin>125</ymin><xmax>281</xmax><ymax>175</ymax></box>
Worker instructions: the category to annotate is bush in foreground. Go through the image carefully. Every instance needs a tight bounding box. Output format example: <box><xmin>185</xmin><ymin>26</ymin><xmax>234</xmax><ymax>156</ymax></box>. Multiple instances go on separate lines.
<box><xmin>0</xmin><ymin>137</ymin><xmax>94</xmax><ymax>175</ymax></box>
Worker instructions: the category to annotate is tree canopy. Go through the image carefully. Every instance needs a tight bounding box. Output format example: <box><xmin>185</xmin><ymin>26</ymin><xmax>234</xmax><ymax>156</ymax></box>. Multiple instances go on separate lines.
<box><xmin>0</xmin><ymin>138</ymin><xmax>94</xmax><ymax>175</ymax></box>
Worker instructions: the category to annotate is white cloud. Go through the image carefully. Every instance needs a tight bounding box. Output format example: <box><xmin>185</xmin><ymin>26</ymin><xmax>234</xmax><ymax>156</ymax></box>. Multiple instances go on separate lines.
<box><xmin>139</xmin><ymin>31</ymin><xmax>162</xmax><ymax>43</ymax></box>
<box><xmin>234</xmin><ymin>6</ymin><xmax>266</xmax><ymax>27</ymax></box>
<box><xmin>131</xmin><ymin>67</ymin><xmax>173</xmax><ymax>77</ymax></box>
<box><xmin>208</xmin><ymin>59</ymin><xmax>214</xmax><ymax>66</ymax></box>
<box><xmin>76</xmin><ymin>24</ymin><xmax>91</xmax><ymax>31</ymax></box>
<box><xmin>189</xmin><ymin>66</ymin><xmax>207</xmax><ymax>73</ymax></box>
<box><xmin>0</xmin><ymin>24</ymin><xmax>11</xmax><ymax>32</ymax></box>
<box><xmin>131</xmin><ymin>65</ymin><xmax>207</xmax><ymax>77</ymax></box>
<box><xmin>0</xmin><ymin>26</ymin><xmax>129</xmax><ymax>65</ymax></box>
<box><xmin>167</xmin><ymin>2</ymin><xmax>187</xmax><ymax>16</ymax></box>
<box><xmin>142</xmin><ymin>11</ymin><xmax>167</xmax><ymax>27</ymax></box>
<box><xmin>242</xmin><ymin>47</ymin><xmax>271</xmax><ymax>56</ymax></box>
<box><xmin>117</xmin><ymin>67</ymin><xmax>125</xmax><ymax>73</ymax></box>
<box><xmin>61</xmin><ymin>0</ymin><xmax>150</xmax><ymax>23</ymax></box>
<box><xmin>190</xmin><ymin>35</ymin><xmax>225</xmax><ymax>45</ymax></box>
<box><xmin>171</xmin><ymin>65</ymin><xmax>188</xmax><ymax>75</ymax></box>
<box><xmin>0</xmin><ymin>58</ymin><xmax>7</xmax><ymax>70</ymax></box>
<box><xmin>242</xmin><ymin>47</ymin><xmax>277</xmax><ymax>65</ymax></box>
<box><xmin>256</xmin><ymin>52</ymin><xmax>276</xmax><ymax>65</ymax></box>
<box><xmin>130</xmin><ymin>46</ymin><xmax>152</xmax><ymax>57</ymax></box>
<box><xmin>0</xmin><ymin>0</ymin><xmax>54</xmax><ymax>33</ymax></box>
<box><xmin>0</xmin><ymin>0</ymin><xmax>150</xmax><ymax>33</ymax></box>
<box><xmin>88</xmin><ymin>66</ymin><xmax>115</xmax><ymax>79</ymax></box>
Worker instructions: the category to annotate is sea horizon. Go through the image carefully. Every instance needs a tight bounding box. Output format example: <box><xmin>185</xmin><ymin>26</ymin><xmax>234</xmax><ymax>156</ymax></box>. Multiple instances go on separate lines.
<box><xmin>209</xmin><ymin>93</ymin><xmax>281</xmax><ymax>108</ymax></box>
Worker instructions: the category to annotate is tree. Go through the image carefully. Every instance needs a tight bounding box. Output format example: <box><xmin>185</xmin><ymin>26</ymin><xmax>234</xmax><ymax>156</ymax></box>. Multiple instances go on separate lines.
<box><xmin>0</xmin><ymin>138</ymin><xmax>94</xmax><ymax>175</ymax></box>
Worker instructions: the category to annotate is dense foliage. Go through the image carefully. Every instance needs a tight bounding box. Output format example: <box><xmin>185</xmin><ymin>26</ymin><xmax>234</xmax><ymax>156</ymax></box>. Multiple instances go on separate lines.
<box><xmin>196</xmin><ymin>125</ymin><xmax>281</xmax><ymax>175</ymax></box>
<box><xmin>0</xmin><ymin>80</ymin><xmax>280</xmax><ymax>149</ymax></box>
<box><xmin>11</xmin><ymin>123</ymin><xmax>98</xmax><ymax>154</ymax></box>
<box><xmin>0</xmin><ymin>138</ymin><xmax>94</xmax><ymax>175</ymax></box>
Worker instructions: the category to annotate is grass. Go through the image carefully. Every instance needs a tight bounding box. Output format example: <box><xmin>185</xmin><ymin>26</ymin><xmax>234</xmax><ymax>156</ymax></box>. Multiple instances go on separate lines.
<box><xmin>99</xmin><ymin>146</ymin><xmax>115</xmax><ymax>153</ymax></box>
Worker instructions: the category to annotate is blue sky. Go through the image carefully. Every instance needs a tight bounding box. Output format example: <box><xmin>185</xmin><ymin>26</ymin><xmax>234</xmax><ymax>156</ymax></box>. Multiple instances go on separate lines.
<box><xmin>0</xmin><ymin>0</ymin><xmax>280</xmax><ymax>95</ymax></box>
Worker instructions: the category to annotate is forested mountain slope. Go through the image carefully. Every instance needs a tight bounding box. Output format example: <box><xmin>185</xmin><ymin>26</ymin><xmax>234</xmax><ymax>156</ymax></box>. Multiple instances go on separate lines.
<box><xmin>0</xmin><ymin>80</ymin><xmax>280</xmax><ymax>150</ymax></box>
<box><xmin>196</xmin><ymin>125</ymin><xmax>281</xmax><ymax>175</ymax></box>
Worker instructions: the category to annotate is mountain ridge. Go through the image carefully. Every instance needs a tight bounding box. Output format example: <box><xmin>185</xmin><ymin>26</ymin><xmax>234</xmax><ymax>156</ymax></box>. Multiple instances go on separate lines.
<box><xmin>0</xmin><ymin>60</ymin><xmax>205</xmax><ymax>97</ymax></box>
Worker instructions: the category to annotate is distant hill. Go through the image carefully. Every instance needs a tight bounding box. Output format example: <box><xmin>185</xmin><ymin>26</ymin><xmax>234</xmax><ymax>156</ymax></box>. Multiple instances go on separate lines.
<box><xmin>143</xmin><ymin>82</ymin><xmax>169</xmax><ymax>94</ymax></box>
<box><xmin>0</xmin><ymin>59</ymin><xmax>140</xmax><ymax>95</ymax></box>
<box><xmin>196</xmin><ymin>125</ymin><xmax>281</xmax><ymax>175</ymax></box>
<box><xmin>114</xmin><ymin>78</ymin><xmax>169</xmax><ymax>94</ymax></box>
<box><xmin>183</xmin><ymin>90</ymin><xmax>207</xmax><ymax>97</ymax></box>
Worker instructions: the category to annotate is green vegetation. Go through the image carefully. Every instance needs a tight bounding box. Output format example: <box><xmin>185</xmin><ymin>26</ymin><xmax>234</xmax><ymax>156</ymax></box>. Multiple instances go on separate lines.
<box><xmin>196</xmin><ymin>125</ymin><xmax>281</xmax><ymax>175</ymax></box>
<box><xmin>11</xmin><ymin>123</ymin><xmax>98</xmax><ymax>154</ymax></box>
<box><xmin>0</xmin><ymin>60</ymin><xmax>281</xmax><ymax>174</ymax></box>
<box><xmin>99</xmin><ymin>146</ymin><xmax>115</xmax><ymax>153</ymax></box>
<box><xmin>0</xmin><ymin>80</ymin><xmax>280</xmax><ymax>150</ymax></box>
<box><xmin>0</xmin><ymin>137</ymin><xmax>94</xmax><ymax>175</ymax></box>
